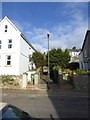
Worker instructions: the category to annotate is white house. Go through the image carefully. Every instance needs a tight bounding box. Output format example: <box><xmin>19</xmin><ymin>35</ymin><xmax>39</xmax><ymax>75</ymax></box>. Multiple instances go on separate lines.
<box><xmin>68</xmin><ymin>47</ymin><xmax>81</xmax><ymax>63</ymax></box>
<box><xmin>0</xmin><ymin>16</ymin><xmax>36</xmax><ymax>75</ymax></box>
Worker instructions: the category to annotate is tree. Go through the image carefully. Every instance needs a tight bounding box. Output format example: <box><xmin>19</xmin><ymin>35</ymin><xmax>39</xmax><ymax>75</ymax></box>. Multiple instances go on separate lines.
<box><xmin>31</xmin><ymin>51</ymin><xmax>45</xmax><ymax>68</ymax></box>
<box><xmin>46</xmin><ymin>48</ymin><xmax>70</xmax><ymax>70</ymax></box>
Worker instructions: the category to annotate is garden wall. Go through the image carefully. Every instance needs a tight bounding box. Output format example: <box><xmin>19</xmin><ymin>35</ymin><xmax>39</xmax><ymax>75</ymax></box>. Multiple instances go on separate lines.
<box><xmin>0</xmin><ymin>75</ymin><xmax>23</xmax><ymax>89</ymax></box>
<box><xmin>73</xmin><ymin>74</ymin><xmax>88</xmax><ymax>92</ymax></box>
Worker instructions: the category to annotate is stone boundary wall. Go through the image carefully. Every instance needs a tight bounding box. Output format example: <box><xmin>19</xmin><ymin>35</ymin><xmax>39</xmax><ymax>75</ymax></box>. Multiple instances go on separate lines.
<box><xmin>73</xmin><ymin>74</ymin><xmax>88</xmax><ymax>92</ymax></box>
<box><xmin>58</xmin><ymin>74</ymin><xmax>88</xmax><ymax>92</ymax></box>
<box><xmin>0</xmin><ymin>75</ymin><xmax>23</xmax><ymax>89</ymax></box>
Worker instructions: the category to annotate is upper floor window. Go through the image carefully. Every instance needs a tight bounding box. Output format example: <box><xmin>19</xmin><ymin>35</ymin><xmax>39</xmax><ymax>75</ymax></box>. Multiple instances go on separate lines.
<box><xmin>6</xmin><ymin>55</ymin><xmax>11</xmax><ymax>66</ymax></box>
<box><xmin>8</xmin><ymin>39</ymin><xmax>12</xmax><ymax>49</ymax></box>
<box><xmin>5</xmin><ymin>25</ymin><xmax>8</xmax><ymax>29</ymax></box>
<box><xmin>5</xmin><ymin>25</ymin><xmax>8</xmax><ymax>32</ymax></box>
<box><xmin>0</xmin><ymin>40</ymin><xmax>2</xmax><ymax>49</ymax></box>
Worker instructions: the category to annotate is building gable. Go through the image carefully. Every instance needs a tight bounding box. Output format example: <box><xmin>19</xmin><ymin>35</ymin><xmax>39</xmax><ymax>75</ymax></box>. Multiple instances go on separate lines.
<box><xmin>0</xmin><ymin>16</ymin><xmax>21</xmax><ymax>35</ymax></box>
<box><xmin>0</xmin><ymin>16</ymin><xmax>36</xmax><ymax>52</ymax></box>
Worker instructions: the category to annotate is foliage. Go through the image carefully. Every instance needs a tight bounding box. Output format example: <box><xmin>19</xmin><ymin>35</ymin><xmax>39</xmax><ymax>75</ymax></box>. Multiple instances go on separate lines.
<box><xmin>46</xmin><ymin>48</ymin><xmax>70</xmax><ymax>70</ymax></box>
<box><xmin>31</xmin><ymin>51</ymin><xmax>45</xmax><ymax>68</ymax></box>
<box><xmin>2</xmin><ymin>75</ymin><xmax>14</xmax><ymax>85</ymax></box>
<box><xmin>73</xmin><ymin>69</ymin><xmax>87</xmax><ymax>75</ymax></box>
<box><xmin>63</xmin><ymin>69</ymin><xmax>73</xmax><ymax>76</ymax></box>
<box><xmin>53</xmin><ymin>65</ymin><xmax>61</xmax><ymax>70</ymax></box>
<box><xmin>67</xmin><ymin>62</ymin><xmax>79</xmax><ymax>70</ymax></box>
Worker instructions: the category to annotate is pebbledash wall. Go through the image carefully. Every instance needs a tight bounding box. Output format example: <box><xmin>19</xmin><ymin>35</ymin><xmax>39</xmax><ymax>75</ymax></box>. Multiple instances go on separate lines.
<box><xmin>0</xmin><ymin>16</ymin><xmax>36</xmax><ymax>75</ymax></box>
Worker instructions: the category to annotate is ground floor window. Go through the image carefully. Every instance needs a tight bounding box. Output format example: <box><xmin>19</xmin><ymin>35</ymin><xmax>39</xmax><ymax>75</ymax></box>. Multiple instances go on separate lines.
<box><xmin>6</xmin><ymin>55</ymin><xmax>11</xmax><ymax>66</ymax></box>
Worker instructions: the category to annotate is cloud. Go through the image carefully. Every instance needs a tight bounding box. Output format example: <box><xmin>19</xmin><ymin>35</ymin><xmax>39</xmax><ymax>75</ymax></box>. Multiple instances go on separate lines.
<box><xmin>24</xmin><ymin>20</ymin><xmax>87</xmax><ymax>52</ymax></box>
<box><xmin>33</xmin><ymin>43</ymin><xmax>47</xmax><ymax>53</ymax></box>
<box><xmin>11</xmin><ymin>3</ymin><xmax>88</xmax><ymax>53</ymax></box>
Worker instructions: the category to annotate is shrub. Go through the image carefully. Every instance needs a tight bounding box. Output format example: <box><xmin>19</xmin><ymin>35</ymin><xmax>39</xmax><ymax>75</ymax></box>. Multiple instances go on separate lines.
<box><xmin>73</xmin><ymin>69</ymin><xmax>87</xmax><ymax>75</ymax></box>
<box><xmin>63</xmin><ymin>69</ymin><xmax>73</xmax><ymax>76</ymax></box>
<box><xmin>2</xmin><ymin>75</ymin><xmax>14</xmax><ymax>85</ymax></box>
<box><xmin>53</xmin><ymin>65</ymin><xmax>61</xmax><ymax>70</ymax></box>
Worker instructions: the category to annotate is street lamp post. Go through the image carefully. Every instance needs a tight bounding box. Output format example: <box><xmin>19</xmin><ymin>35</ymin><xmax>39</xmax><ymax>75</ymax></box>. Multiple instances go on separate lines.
<box><xmin>47</xmin><ymin>33</ymin><xmax>50</xmax><ymax>89</ymax></box>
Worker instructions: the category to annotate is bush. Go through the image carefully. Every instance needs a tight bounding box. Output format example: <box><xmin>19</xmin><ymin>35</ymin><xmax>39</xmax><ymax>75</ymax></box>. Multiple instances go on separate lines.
<box><xmin>2</xmin><ymin>75</ymin><xmax>14</xmax><ymax>85</ymax></box>
<box><xmin>63</xmin><ymin>69</ymin><xmax>73</xmax><ymax>76</ymax></box>
<box><xmin>53</xmin><ymin>65</ymin><xmax>61</xmax><ymax>70</ymax></box>
<box><xmin>73</xmin><ymin>69</ymin><xmax>87</xmax><ymax>75</ymax></box>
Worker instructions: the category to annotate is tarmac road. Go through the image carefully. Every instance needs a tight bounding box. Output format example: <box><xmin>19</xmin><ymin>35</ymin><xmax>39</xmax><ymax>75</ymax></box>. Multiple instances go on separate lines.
<box><xmin>1</xmin><ymin>89</ymin><xmax>88</xmax><ymax>119</ymax></box>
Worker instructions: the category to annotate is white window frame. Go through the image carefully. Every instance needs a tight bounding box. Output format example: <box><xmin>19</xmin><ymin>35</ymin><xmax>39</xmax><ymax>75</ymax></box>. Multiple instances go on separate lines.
<box><xmin>8</xmin><ymin>39</ymin><xmax>12</xmax><ymax>49</ymax></box>
<box><xmin>5</xmin><ymin>25</ymin><xmax>8</xmax><ymax>32</ymax></box>
<box><xmin>6</xmin><ymin>55</ymin><xmax>11</xmax><ymax>66</ymax></box>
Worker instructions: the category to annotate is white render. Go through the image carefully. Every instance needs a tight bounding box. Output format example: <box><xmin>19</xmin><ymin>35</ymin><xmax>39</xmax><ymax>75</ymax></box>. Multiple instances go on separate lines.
<box><xmin>0</xmin><ymin>16</ymin><xmax>36</xmax><ymax>75</ymax></box>
<box><xmin>69</xmin><ymin>50</ymin><xmax>80</xmax><ymax>63</ymax></box>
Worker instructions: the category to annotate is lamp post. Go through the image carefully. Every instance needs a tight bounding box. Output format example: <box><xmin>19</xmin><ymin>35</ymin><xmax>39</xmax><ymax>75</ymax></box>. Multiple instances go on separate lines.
<box><xmin>47</xmin><ymin>33</ymin><xmax>50</xmax><ymax>88</ymax></box>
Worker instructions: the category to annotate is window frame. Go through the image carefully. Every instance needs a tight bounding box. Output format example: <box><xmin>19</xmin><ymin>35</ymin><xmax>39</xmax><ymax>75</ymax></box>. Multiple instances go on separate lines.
<box><xmin>6</xmin><ymin>55</ymin><xmax>11</xmax><ymax>66</ymax></box>
<box><xmin>5</xmin><ymin>25</ymin><xmax>8</xmax><ymax>32</ymax></box>
<box><xmin>8</xmin><ymin>39</ymin><xmax>12</xmax><ymax>49</ymax></box>
<box><xmin>5</xmin><ymin>25</ymin><xmax>8</xmax><ymax>29</ymax></box>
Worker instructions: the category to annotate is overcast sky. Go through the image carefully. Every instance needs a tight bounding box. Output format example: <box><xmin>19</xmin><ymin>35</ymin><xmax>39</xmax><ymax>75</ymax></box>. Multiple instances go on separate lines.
<box><xmin>2</xmin><ymin>2</ymin><xmax>89</xmax><ymax>53</ymax></box>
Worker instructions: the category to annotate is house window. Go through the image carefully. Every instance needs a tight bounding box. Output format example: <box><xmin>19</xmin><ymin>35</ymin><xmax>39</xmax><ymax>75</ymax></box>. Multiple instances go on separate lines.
<box><xmin>8</xmin><ymin>39</ymin><xmax>12</xmax><ymax>49</ymax></box>
<box><xmin>0</xmin><ymin>40</ymin><xmax>2</xmax><ymax>49</ymax></box>
<box><xmin>6</xmin><ymin>55</ymin><xmax>11</xmax><ymax>66</ymax></box>
<box><xmin>5</xmin><ymin>25</ymin><xmax>8</xmax><ymax>32</ymax></box>
<box><xmin>5</xmin><ymin>30</ymin><xmax>7</xmax><ymax>32</ymax></box>
<box><xmin>5</xmin><ymin>25</ymin><xmax>8</xmax><ymax>29</ymax></box>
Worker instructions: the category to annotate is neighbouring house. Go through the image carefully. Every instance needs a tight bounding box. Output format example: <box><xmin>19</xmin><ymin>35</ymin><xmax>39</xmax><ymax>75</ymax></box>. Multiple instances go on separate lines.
<box><xmin>68</xmin><ymin>47</ymin><xmax>81</xmax><ymax>63</ymax></box>
<box><xmin>0</xmin><ymin>16</ymin><xmax>36</xmax><ymax>75</ymax></box>
<box><xmin>79</xmin><ymin>30</ymin><xmax>90</xmax><ymax>71</ymax></box>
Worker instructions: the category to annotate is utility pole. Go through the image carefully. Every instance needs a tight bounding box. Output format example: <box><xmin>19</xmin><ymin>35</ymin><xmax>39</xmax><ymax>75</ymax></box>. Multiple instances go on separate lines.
<box><xmin>47</xmin><ymin>33</ymin><xmax>50</xmax><ymax>90</ymax></box>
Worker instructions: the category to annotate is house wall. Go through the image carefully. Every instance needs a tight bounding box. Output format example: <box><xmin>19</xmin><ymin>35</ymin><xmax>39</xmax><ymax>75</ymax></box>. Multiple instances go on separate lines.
<box><xmin>69</xmin><ymin>51</ymin><xmax>80</xmax><ymax>63</ymax></box>
<box><xmin>88</xmin><ymin>33</ymin><xmax>90</xmax><ymax>70</ymax></box>
<box><xmin>79</xmin><ymin>31</ymin><xmax>90</xmax><ymax>71</ymax></box>
<box><xmin>19</xmin><ymin>37</ymin><xmax>35</xmax><ymax>74</ymax></box>
<box><xmin>79</xmin><ymin>52</ymin><xmax>85</xmax><ymax>70</ymax></box>
<box><xmin>0</xmin><ymin>17</ymin><xmax>36</xmax><ymax>75</ymax></box>
<box><xmin>0</xmin><ymin>18</ymin><xmax>20</xmax><ymax>75</ymax></box>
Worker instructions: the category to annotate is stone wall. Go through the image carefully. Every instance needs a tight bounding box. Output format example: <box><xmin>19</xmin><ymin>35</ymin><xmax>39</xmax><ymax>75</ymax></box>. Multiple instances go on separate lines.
<box><xmin>58</xmin><ymin>74</ymin><xmax>89</xmax><ymax>92</ymax></box>
<box><xmin>73</xmin><ymin>74</ymin><xmax>88</xmax><ymax>92</ymax></box>
<box><xmin>0</xmin><ymin>75</ymin><xmax>23</xmax><ymax>89</ymax></box>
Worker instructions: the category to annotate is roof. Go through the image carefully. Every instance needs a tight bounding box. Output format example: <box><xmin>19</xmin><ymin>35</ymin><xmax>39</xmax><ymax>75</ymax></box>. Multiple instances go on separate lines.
<box><xmin>81</xmin><ymin>30</ymin><xmax>90</xmax><ymax>52</ymax></box>
<box><xmin>20</xmin><ymin>33</ymin><xmax>37</xmax><ymax>52</ymax></box>
<box><xmin>0</xmin><ymin>16</ymin><xmax>36</xmax><ymax>52</ymax></box>
<box><xmin>68</xmin><ymin>47</ymin><xmax>81</xmax><ymax>52</ymax></box>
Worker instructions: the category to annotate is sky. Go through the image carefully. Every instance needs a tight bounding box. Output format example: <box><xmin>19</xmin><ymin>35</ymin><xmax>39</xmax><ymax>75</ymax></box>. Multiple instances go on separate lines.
<box><xmin>1</xmin><ymin>1</ymin><xmax>89</xmax><ymax>53</ymax></box>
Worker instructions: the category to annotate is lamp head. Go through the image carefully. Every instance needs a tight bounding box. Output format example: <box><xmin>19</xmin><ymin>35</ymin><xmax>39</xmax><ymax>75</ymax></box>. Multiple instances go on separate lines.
<box><xmin>47</xmin><ymin>33</ymin><xmax>50</xmax><ymax>38</ymax></box>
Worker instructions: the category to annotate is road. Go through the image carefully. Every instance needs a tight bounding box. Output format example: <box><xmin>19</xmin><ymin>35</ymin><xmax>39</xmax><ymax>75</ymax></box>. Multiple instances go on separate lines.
<box><xmin>1</xmin><ymin>89</ymin><xmax>88</xmax><ymax>119</ymax></box>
